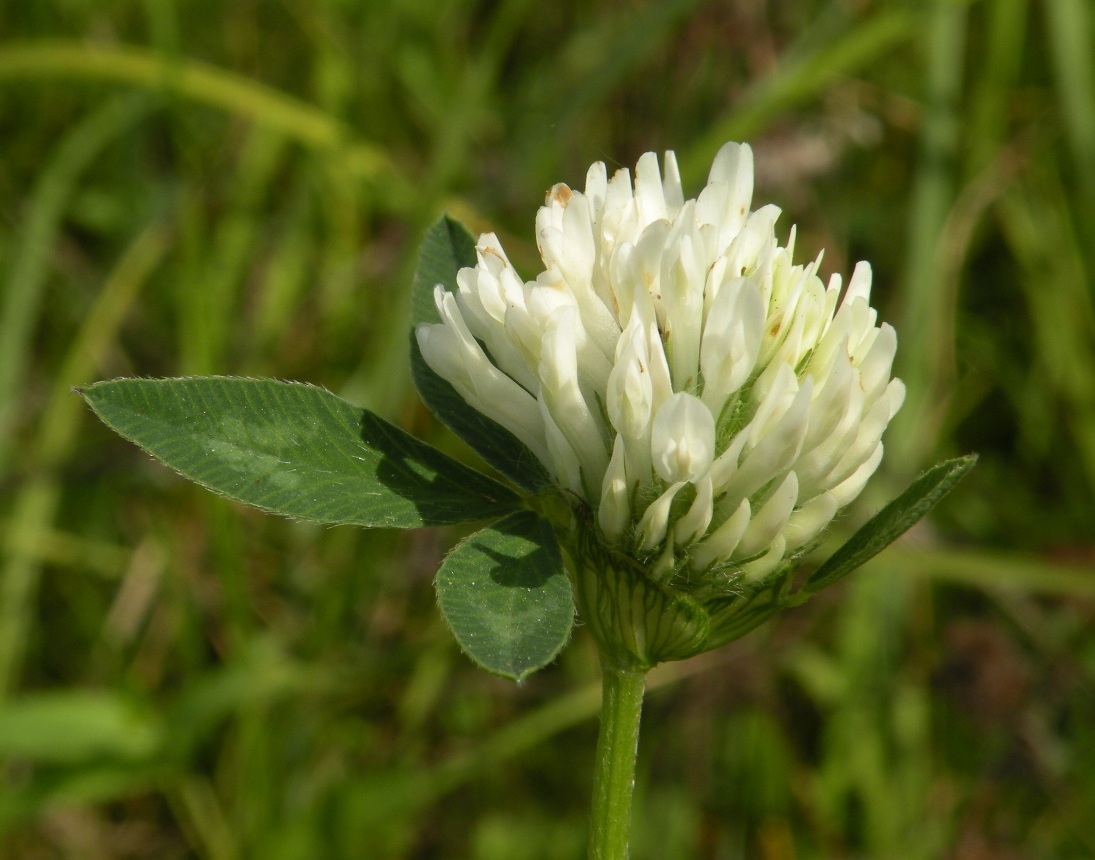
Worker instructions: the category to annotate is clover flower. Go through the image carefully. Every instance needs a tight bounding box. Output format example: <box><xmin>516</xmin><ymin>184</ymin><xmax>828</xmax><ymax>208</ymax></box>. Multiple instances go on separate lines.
<box><xmin>416</xmin><ymin>142</ymin><xmax>905</xmax><ymax>589</ymax></box>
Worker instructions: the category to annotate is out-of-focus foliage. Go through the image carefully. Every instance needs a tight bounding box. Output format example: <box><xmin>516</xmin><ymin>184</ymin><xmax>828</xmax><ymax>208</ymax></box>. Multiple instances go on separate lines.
<box><xmin>0</xmin><ymin>1</ymin><xmax>1092</xmax><ymax>857</ymax></box>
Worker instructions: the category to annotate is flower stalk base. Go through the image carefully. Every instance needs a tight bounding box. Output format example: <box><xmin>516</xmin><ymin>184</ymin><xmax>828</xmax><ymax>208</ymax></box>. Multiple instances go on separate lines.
<box><xmin>590</xmin><ymin>665</ymin><xmax>646</xmax><ymax>860</ymax></box>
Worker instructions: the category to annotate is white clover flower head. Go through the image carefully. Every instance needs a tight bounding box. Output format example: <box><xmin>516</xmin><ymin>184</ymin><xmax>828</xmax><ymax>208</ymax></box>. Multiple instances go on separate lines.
<box><xmin>417</xmin><ymin>142</ymin><xmax>904</xmax><ymax>586</ymax></box>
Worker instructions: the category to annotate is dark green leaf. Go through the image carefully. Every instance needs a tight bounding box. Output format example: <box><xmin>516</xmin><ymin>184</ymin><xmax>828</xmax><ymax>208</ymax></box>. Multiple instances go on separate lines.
<box><xmin>803</xmin><ymin>454</ymin><xmax>978</xmax><ymax>595</ymax></box>
<box><xmin>411</xmin><ymin>212</ymin><xmax>478</xmax><ymax>326</ymax></box>
<box><xmin>410</xmin><ymin>214</ymin><xmax>552</xmax><ymax>492</ymax></box>
<box><xmin>80</xmin><ymin>377</ymin><xmax>521</xmax><ymax>528</ymax></box>
<box><xmin>435</xmin><ymin>510</ymin><xmax>574</xmax><ymax>682</ymax></box>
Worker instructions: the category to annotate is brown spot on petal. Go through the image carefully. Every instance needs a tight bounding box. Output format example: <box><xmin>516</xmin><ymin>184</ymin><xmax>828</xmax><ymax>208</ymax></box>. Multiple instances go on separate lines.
<box><xmin>547</xmin><ymin>183</ymin><xmax>573</xmax><ymax>206</ymax></box>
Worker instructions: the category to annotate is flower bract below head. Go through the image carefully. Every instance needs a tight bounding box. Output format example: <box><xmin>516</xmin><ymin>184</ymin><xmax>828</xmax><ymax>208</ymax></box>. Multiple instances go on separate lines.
<box><xmin>417</xmin><ymin>142</ymin><xmax>904</xmax><ymax>591</ymax></box>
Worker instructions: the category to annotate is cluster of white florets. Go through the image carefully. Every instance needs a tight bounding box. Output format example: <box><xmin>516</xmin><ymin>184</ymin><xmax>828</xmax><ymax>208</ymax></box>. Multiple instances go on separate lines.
<box><xmin>416</xmin><ymin>143</ymin><xmax>904</xmax><ymax>583</ymax></box>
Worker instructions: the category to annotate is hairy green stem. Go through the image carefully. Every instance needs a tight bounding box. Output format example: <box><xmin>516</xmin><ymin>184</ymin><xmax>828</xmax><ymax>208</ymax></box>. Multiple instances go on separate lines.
<box><xmin>589</xmin><ymin>665</ymin><xmax>647</xmax><ymax>860</ymax></box>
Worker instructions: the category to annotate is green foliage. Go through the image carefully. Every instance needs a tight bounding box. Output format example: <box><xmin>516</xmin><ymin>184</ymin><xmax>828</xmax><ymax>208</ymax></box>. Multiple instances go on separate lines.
<box><xmin>2</xmin><ymin>0</ymin><xmax>1094</xmax><ymax>857</ymax></box>
<box><xmin>80</xmin><ymin>376</ymin><xmax>521</xmax><ymax>527</ymax></box>
<box><xmin>435</xmin><ymin>511</ymin><xmax>573</xmax><ymax>682</ymax></box>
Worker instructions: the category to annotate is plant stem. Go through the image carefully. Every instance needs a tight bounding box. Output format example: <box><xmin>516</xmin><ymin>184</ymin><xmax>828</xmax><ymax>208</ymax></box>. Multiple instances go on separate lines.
<box><xmin>589</xmin><ymin>664</ymin><xmax>647</xmax><ymax>860</ymax></box>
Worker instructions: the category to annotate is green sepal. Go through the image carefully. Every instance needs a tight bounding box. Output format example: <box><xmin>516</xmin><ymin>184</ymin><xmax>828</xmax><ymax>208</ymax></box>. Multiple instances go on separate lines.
<box><xmin>702</xmin><ymin>535</ymin><xmax>826</xmax><ymax>650</ymax></box>
<box><xmin>563</xmin><ymin>520</ymin><xmax>711</xmax><ymax>671</ymax></box>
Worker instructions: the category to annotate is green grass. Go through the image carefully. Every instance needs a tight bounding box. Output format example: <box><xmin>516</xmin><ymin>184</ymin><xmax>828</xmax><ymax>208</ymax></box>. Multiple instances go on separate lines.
<box><xmin>2</xmin><ymin>1</ymin><xmax>1093</xmax><ymax>857</ymax></box>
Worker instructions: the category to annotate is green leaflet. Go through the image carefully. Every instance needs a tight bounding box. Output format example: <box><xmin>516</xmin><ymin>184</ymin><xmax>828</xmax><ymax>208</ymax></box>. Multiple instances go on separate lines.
<box><xmin>410</xmin><ymin>215</ymin><xmax>552</xmax><ymax>492</ymax></box>
<box><xmin>80</xmin><ymin>376</ymin><xmax>521</xmax><ymax>528</ymax></box>
<box><xmin>435</xmin><ymin>511</ymin><xmax>574</xmax><ymax>682</ymax></box>
<box><xmin>803</xmin><ymin>455</ymin><xmax>978</xmax><ymax>595</ymax></box>
<box><xmin>411</xmin><ymin>213</ymin><xmax>478</xmax><ymax>327</ymax></box>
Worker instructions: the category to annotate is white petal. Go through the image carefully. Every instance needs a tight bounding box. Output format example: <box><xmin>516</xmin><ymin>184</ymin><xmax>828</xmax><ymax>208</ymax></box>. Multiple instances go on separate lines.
<box><xmin>539</xmin><ymin>307</ymin><xmax>610</xmax><ymax>493</ymax></box>
<box><xmin>842</xmin><ymin>260</ymin><xmax>873</xmax><ymax>307</ymax></box>
<box><xmin>634</xmin><ymin>151</ymin><xmax>668</xmax><ymax>225</ymax></box>
<box><xmin>801</xmin><ymin>347</ymin><xmax>856</xmax><ymax>453</ymax></box>
<box><xmin>829</xmin><ymin>442</ymin><xmax>884</xmax><ymax>508</ymax></box>
<box><xmin>660</xmin><ymin>230</ymin><xmax>706</xmax><ymax>391</ymax></box>
<box><xmin>585</xmin><ymin>161</ymin><xmax>608</xmax><ymax>216</ymax></box>
<box><xmin>417</xmin><ymin>293</ymin><xmax>548</xmax><ymax>462</ymax></box>
<box><xmin>721</xmin><ymin>204</ymin><xmax>781</xmax><ymax>279</ymax></box>
<box><xmin>689</xmin><ymin>497</ymin><xmax>751</xmax><ymax>570</ymax></box>
<box><xmin>673</xmin><ymin>475</ymin><xmax>714</xmax><ymax>546</ymax></box>
<box><xmin>739</xmin><ymin>535</ymin><xmax>787</xmax><ymax>581</ymax></box>
<box><xmin>457</xmin><ymin>243</ymin><xmax>539</xmax><ymax>392</ymax></box>
<box><xmin>540</xmin><ymin>398</ymin><xmax>583</xmax><ymax>496</ymax></box>
<box><xmin>645</xmin><ymin>320</ymin><xmax>674</xmax><ymax>411</ymax></box>
<box><xmin>598</xmin><ymin>436</ymin><xmax>631</xmax><ymax>542</ymax></box>
<box><xmin>637</xmin><ymin>481</ymin><xmax>685</xmax><ymax>551</ymax></box>
<box><xmin>662</xmin><ymin>150</ymin><xmax>684</xmax><ymax>214</ymax></box>
<box><xmin>746</xmin><ymin>362</ymin><xmax>799</xmax><ymax>447</ymax></box>
<box><xmin>857</xmin><ymin>322</ymin><xmax>898</xmax><ymax>401</ymax></box>
<box><xmin>603</xmin><ymin>167</ymin><xmax>637</xmax><ymax>249</ymax></box>
<box><xmin>606</xmin><ymin>321</ymin><xmax>654</xmax><ymax>486</ymax></box>
<box><xmin>651</xmin><ymin>392</ymin><xmax>716</xmax><ymax>483</ymax></box>
<box><xmin>794</xmin><ymin>380</ymin><xmax>866</xmax><ymax>499</ymax></box>
<box><xmin>698</xmin><ymin>142</ymin><xmax>754</xmax><ymax>252</ymax></box>
<box><xmin>821</xmin><ymin>391</ymin><xmax>893</xmax><ymax>490</ymax></box>
<box><xmin>782</xmin><ymin>492</ymin><xmax>839</xmax><ymax>551</ymax></box>
<box><xmin>537</xmin><ymin>194</ymin><xmax>620</xmax><ymax>360</ymax></box>
<box><xmin>885</xmin><ymin>377</ymin><xmax>906</xmax><ymax>418</ymax></box>
<box><xmin>716</xmin><ymin>374</ymin><xmax>811</xmax><ymax>502</ymax></box>
<box><xmin>735</xmin><ymin>471</ymin><xmax>799</xmax><ymax>559</ymax></box>
<box><xmin>708</xmin><ymin>426</ymin><xmax>751</xmax><ymax>493</ymax></box>
<box><xmin>700</xmin><ymin>276</ymin><xmax>765</xmax><ymax>411</ymax></box>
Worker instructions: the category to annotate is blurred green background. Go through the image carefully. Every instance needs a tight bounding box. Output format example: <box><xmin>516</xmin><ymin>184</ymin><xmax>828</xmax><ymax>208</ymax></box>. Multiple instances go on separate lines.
<box><xmin>1</xmin><ymin>0</ymin><xmax>1094</xmax><ymax>857</ymax></box>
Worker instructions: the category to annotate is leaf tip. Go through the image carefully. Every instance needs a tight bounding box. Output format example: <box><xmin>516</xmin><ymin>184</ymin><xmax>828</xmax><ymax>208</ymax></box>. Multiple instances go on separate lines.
<box><xmin>800</xmin><ymin>451</ymin><xmax>980</xmax><ymax>596</ymax></box>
